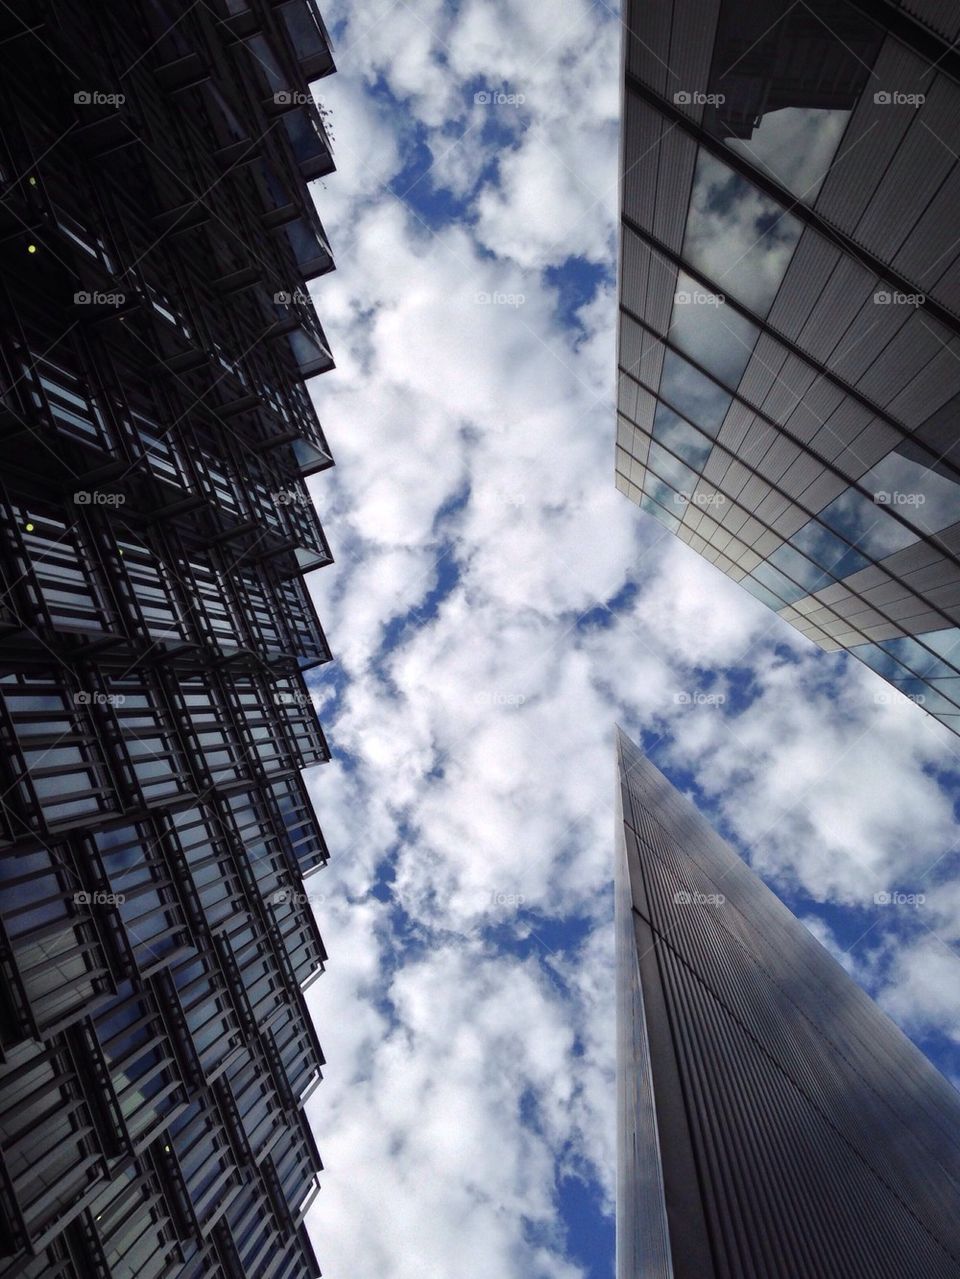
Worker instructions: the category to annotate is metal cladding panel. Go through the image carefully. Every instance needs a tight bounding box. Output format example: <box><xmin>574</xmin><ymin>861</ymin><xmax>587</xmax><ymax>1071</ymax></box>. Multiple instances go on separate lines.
<box><xmin>616</xmin><ymin>731</ymin><xmax>960</xmax><ymax>1279</ymax></box>
<box><xmin>902</xmin><ymin>0</ymin><xmax>960</xmax><ymax>39</ymax></box>
<box><xmin>624</xmin><ymin>0</ymin><xmax>673</xmax><ymax>93</ymax></box>
<box><xmin>815</xmin><ymin>39</ymin><xmax>929</xmax><ymax>229</ymax></box>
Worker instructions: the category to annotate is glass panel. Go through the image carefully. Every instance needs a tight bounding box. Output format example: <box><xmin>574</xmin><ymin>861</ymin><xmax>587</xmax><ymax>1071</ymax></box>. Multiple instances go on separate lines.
<box><xmin>741</xmin><ymin>574</ymin><xmax>788</xmax><ymax>610</ymax></box>
<box><xmin>753</xmin><ymin>558</ymin><xmax>809</xmax><ymax>605</ymax></box>
<box><xmin>647</xmin><ymin>440</ymin><xmax>698</xmax><ymax>493</ymax></box>
<box><xmin>682</xmin><ymin>149</ymin><xmax>803</xmax><ymax>315</ymax></box>
<box><xmin>859</xmin><ymin>450</ymin><xmax>960</xmax><ymax>536</ymax></box>
<box><xmin>670</xmin><ymin>270</ymin><xmax>759</xmax><ymax>386</ymax></box>
<box><xmin>652</xmin><ymin>402</ymin><xmax>713</xmax><ymax>469</ymax></box>
<box><xmin>817</xmin><ymin>487</ymin><xmax>920</xmax><ymax>560</ymax></box>
<box><xmin>659</xmin><ymin>348</ymin><xmax>732</xmax><ymax>436</ymax></box>
<box><xmin>768</xmin><ymin>542</ymin><xmax>834</xmax><ymax>595</ymax></box>
<box><xmin>791</xmin><ymin>517</ymin><xmax>870</xmax><ymax>580</ymax></box>
<box><xmin>702</xmin><ymin>0</ymin><xmax>884</xmax><ymax>202</ymax></box>
<box><xmin>639</xmin><ymin>492</ymin><xmax>681</xmax><ymax>532</ymax></box>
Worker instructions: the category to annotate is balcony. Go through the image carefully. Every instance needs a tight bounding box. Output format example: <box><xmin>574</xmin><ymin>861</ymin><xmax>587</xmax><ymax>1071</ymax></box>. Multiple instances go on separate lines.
<box><xmin>275</xmin><ymin>0</ymin><xmax>335</xmax><ymax>80</ymax></box>
<box><xmin>281</xmin><ymin>107</ymin><xmax>334</xmax><ymax>181</ymax></box>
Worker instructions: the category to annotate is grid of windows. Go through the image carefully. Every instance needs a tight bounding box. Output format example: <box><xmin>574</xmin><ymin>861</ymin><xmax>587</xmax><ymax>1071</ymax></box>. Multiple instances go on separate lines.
<box><xmin>0</xmin><ymin>2</ymin><xmax>335</xmax><ymax>1274</ymax></box>
<box><xmin>617</xmin><ymin>0</ymin><xmax>960</xmax><ymax>734</ymax></box>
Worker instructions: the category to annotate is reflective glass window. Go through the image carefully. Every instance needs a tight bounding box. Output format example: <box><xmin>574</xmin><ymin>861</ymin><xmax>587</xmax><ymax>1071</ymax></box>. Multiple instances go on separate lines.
<box><xmin>816</xmin><ymin>487</ymin><xmax>920</xmax><ymax>560</ymax></box>
<box><xmin>670</xmin><ymin>270</ymin><xmax>759</xmax><ymax>386</ymax></box>
<box><xmin>682</xmin><ymin>150</ymin><xmax>803</xmax><ymax>315</ymax></box>
<box><xmin>859</xmin><ymin>451</ymin><xmax>960</xmax><ymax>536</ymax></box>
<box><xmin>659</xmin><ymin>349</ymin><xmax>733</xmax><ymax>436</ymax></box>
<box><xmin>652</xmin><ymin>403</ymin><xmax>713</xmax><ymax>470</ymax></box>
<box><xmin>702</xmin><ymin>0</ymin><xmax>884</xmax><ymax>203</ymax></box>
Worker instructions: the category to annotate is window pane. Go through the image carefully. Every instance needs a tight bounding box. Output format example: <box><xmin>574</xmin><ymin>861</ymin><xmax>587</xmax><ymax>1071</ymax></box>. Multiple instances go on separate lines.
<box><xmin>682</xmin><ymin>150</ymin><xmax>803</xmax><ymax>315</ymax></box>
<box><xmin>859</xmin><ymin>451</ymin><xmax>960</xmax><ymax>536</ymax></box>
<box><xmin>652</xmin><ymin>403</ymin><xmax>713</xmax><ymax>469</ymax></box>
<box><xmin>817</xmin><ymin>487</ymin><xmax>920</xmax><ymax>560</ymax></box>
<box><xmin>659</xmin><ymin>349</ymin><xmax>732</xmax><ymax>437</ymax></box>
<box><xmin>670</xmin><ymin>270</ymin><xmax>759</xmax><ymax>386</ymax></box>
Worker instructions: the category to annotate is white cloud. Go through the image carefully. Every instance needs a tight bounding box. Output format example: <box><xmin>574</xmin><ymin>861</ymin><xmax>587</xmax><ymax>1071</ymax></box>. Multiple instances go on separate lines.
<box><xmin>298</xmin><ymin>2</ymin><xmax>960</xmax><ymax>1275</ymax></box>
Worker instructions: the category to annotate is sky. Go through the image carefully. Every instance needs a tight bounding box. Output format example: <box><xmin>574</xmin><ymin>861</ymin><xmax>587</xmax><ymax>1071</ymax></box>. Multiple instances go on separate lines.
<box><xmin>293</xmin><ymin>3</ymin><xmax>960</xmax><ymax>1276</ymax></box>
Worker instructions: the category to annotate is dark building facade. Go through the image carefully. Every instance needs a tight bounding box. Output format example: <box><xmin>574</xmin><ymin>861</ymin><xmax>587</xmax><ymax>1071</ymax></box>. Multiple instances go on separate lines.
<box><xmin>616</xmin><ymin>728</ymin><xmax>960</xmax><ymax>1278</ymax></box>
<box><xmin>0</xmin><ymin>2</ymin><xmax>338</xmax><ymax>1275</ymax></box>
<box><xmin>617</xmin><ymin>0</ymin><xmax>960</xmax><ymax>734</ymax></box>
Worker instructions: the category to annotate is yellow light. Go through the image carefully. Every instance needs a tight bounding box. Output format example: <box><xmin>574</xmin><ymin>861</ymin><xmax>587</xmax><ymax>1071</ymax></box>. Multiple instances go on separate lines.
<box><xmin>27</xmin><ymin>244</ymin><xmax>37</xmax><ymax>254</ymax></box>
<box><xmin>24</xmin><ymin>523</ymin><xmax>34</xmax><ymax>532</ymax></box>
<box><xmin>28</xmin><ymin>177</ymin><xmax>37</xmax><ymax>186</ymax></box>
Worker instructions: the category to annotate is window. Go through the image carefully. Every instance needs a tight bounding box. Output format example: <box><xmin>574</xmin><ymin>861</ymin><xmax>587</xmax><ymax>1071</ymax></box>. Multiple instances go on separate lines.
<box><xmin>702</xmin><ymin>0</ymin><xmax>884</xmax><ymax>203</ymax></box>
<box><xmin>682</xmin><ymin>150</ymin><xmax>803</xmax><ymax>315</ymax></box>
<box><xmin>669</xmin><ymin>269</ymin><xmax>759</xmax><ymax>386</ymax></box>
<box><xmin>816</xmin><ymin>487</ymin><xmax>920</xmax><ymax>561</ymax></box>
<box><xmin>659</xmin><ymin>348</ymin><xmax>733</xmax><ymax>436</ymax></box>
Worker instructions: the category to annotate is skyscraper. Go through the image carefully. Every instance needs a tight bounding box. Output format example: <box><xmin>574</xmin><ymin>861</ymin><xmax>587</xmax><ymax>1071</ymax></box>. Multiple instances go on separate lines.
<box><xmin>616</xmin><ymin>728</ymin><xmax>960</xmax><ymax>1278</ymax></box>
<box><xmin>616</xmin><ymin>0</ymin><xmax>960</xmax><ymax>734</ymax></box>
<box><xmin>0</xmin><ymin>3</ymin><xmax>337</xmax><ymax>1275</ymax></box>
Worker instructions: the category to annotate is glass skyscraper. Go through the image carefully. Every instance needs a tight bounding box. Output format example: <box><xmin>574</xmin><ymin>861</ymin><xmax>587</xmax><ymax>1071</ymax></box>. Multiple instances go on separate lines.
<box><xmin>617</xmin><ymin>728</ymin><xmax>960</xmax><ymax>1278</ymax></box>
<box><xmin>0</xmin><ymin>2</ymin><xmax>336</xmax><ymax>1275</ymax></box>
<box><xmin>617</xmin><ymin>0</ymin><xmax>960</xmax><ymax>734</ymax></box>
